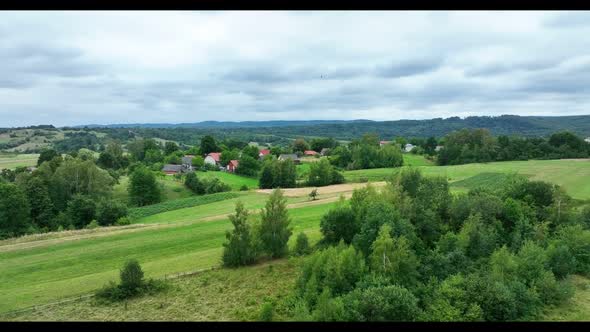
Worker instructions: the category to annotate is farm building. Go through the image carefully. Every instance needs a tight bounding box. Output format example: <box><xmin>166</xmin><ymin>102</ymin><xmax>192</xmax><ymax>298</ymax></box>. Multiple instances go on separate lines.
<box><xmin>162</xmin><ymin>164</ymin><xmax>182</xmax><ymax>175</ymax></box>
<box><xmin>435</xmin><ymin>145</ymin><xmax>444</xmax><ymax>152</ymax></box>
<box><xmin>259</xmin><ymin>149</ymin><xmax>270</xmax><ymax>159</ymax></box>
<box><xmin>227</xmin><ymin>160</ymin><xmax>239</xmax><ymax>173</ymax></box>
<box><xmin>204</xmin><ymin>152</ymin><xmax>221</xmax><ymax>166</ymax></box>
<box><xmin>320</xmin><ymin>148</ymin><xmax>331</xmax><ymax>156</ymax></box>
<box><xmin>278</xmin><ymin>154</ymin><xmax>301</xmax><ymax>164</ymax></box>
<box><xmin>379</xmin><ymin>140</ymin><xmax>391</xmax><ymax>147</ymax></box>
<box><xmin>182</xmin><ymin>155</ymin><xmax>194</xmax><ymax>171</ymax></box>
<box><xmin>304</xmin><ymin>150</ymin><xmax>318</xmax><ymax>156</ymax></box>
<box><xmin>404</xmin><ymin>143</ymin><xmax>415</xmax><ymax>152</ymax></box>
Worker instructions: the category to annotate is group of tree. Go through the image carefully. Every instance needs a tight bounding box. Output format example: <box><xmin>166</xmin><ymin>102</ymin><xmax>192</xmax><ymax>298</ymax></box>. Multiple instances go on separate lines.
<box><xmin>0</xmin><ymin>152</ymin><xmax>128</xmax><ymax>239</ymax></box>
<box><xmin>271</xmin><ymin>169</ymin><xmax>590</xmax><ymax>321</ymax></box>
<box><xmin>329</xmin><ymin>134</ymin><xmax>404</xmax><ymax>170</ymax></box>
<box><xmin>258</xmin><ymin>158</ymin><xmax>297</xmax><ymax>189</ymax></box>
<box><xmin>437</xmin><ymin>129</ymin><xmax>590</xmax><ymax>165</ymax></box>
<box><xmin>184</xmin><ymin>172</ymin><xmax>231</xmax><ymax>195</ymax></box>
<box><xmin>222</xmin><ymin>189</ymin><xmax>293</xmax><ymax>267</ymax></box>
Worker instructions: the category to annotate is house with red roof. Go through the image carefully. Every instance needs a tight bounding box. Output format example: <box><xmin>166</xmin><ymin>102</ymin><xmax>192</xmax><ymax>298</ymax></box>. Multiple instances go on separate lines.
<box><xmin>258</xmin><ymin>149</ymin><xmax>270</xmax><ymax>158</ymax></box>
<box><xmin>304</xmin><ymin>150</ymin><xmax>319</xmax><ymax>156</ymax></box>
<box><xmin>204</xmin><ymin>152</ymin><xmax>221</xmax><ymax>166</ymax></box>
<box><xmin>227</xmin><ymin>160</ymin><xmax>239</xmax><ymax>173</ymax></box>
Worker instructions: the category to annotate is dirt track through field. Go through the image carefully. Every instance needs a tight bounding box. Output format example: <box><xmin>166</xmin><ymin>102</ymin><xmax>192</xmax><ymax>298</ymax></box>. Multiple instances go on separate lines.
<box><xmin>256</xmin><ymin>181</ymin><xmax>387</xmax><ymax>197</ymax></box>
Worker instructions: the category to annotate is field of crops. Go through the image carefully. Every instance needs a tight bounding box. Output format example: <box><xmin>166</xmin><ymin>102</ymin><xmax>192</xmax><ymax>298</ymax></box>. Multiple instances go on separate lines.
<box><xmin>343</xmin><ymin>159</ymin><xmax>590</xmax><ymax>200</ymax></box>
<box><xmin>0</xmin><ymin>154</ymin><xmax>39</xmax><ymax>170</ymax></box>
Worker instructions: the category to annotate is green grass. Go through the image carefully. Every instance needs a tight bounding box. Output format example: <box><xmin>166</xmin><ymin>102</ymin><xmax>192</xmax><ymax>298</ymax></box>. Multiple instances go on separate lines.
<box><xmin>0</xmin><ymin>198</ymin><xmax>336</xmax><ymax>313</ymax></box>
<box><xmin>343</xmin><ymin>159</ymin><xmax>590</xmax><ymax>200</ymax></box>
<box><xmin>0</xmin><ymin>154</ymin><xmax>39</xmax><ymax>170</ymax></box>
<box><xmin>403</xmin><ymin>153</ymin><xmax>434</xmax><ymax>166</ymax></box>
<box><xmin>196</xmin><ymin>171</ymin><xmax>259</xmax><ymax>190</ymax></box>
<box><xmin>128</xmin><ymin>192</ymin><xmax>243</xmax><ymax>219</ymax></box>
<box><xmin>112</xmin><ymin>175</ymin><xmax>194</xmax><ymax>205</ymax></box>
<box><xmin>540</xmin><ymin>275</ymin><xmax>590</xmax><ymax>321</ymax></box>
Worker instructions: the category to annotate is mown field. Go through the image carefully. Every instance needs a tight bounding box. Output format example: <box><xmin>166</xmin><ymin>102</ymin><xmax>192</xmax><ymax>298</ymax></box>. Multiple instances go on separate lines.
<box><xmin>0</xmin><ymin>192</ymin><xmax>337</xmax><ymax>313</ymax></box>
<box><xmin>343</xmin><ymin>159</ymin><xmax>590</xmax><ymax>200</ymax></box>
<box><xmin>0</xmin><ymin>153</ymin><xmax>39</xmax><ymax>170</ymax></box>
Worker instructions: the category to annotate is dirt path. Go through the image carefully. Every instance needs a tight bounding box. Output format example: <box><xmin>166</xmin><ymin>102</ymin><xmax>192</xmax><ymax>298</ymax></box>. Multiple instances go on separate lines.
<box><xmin>256</xmin><ymin>181</ymin><xmax>387</xmax><ymax>197</ymax></box>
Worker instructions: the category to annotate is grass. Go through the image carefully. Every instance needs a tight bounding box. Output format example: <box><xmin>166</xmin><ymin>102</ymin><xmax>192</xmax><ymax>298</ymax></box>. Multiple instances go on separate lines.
<box><xmin>112</xmin><ymin>175</ymin><xmax>194</xmax><ymax>204</ymax></box>
<box><xmin>1</xmin><ymin>258</ymin><xmax>302</xmax><ymax>321</ymax></box>
<box><xmin>128</xmin><ymin>192</ymin><xmax>243</xmax><ymax>219</ymax></box>
<box><xmin>343</xmin><ymin>159</ymin><xmax>590</xmax><ymax>200</ymax></box>
<box><xmin>403</xmin><ymin>153</ymin><xmax>434</xmax><ymax>166</ymax></box>
<box><xmin>540</xmin><ymin>275</ymin><xmax>590</xmax><ymax>321</ymax></box>
<box><xmin>0</xmin><ymin>153</ymin><xmax>39</xmax><ymax>170</ymax></box>
<box><xmin>0</xmin><ymin>198</ymin><xmax>336</xmax><ymax>313</ymax></box>
<box><xmin>196</xmin><ymin>171</ymin><xmax>259</xmax><ymax>190</ymax></box>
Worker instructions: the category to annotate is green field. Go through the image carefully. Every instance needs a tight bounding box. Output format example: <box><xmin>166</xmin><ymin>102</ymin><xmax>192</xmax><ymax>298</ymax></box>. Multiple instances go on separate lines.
<box><xmin>0</xmin><ymin>154</ymin><xmax>39</xmax><ymax>170</ymax></box>
<box><xmin>0</xmin><ymin>195</ymin><xmax>336</xmax><ymax>313</ymax></box>
<box><xmin>196</xmin><ymin>171</ymin><xmax>259</xmax><ymax>190</ymax></box>
<box><xmin>113</xmin><ymin>175</ymin><xmax>194</xmax><ymax>204</ymax></box>
<box><xmin>343</xmin><ymin>159</ymin><xmax>590</xmax><ymax>200</ymax></box>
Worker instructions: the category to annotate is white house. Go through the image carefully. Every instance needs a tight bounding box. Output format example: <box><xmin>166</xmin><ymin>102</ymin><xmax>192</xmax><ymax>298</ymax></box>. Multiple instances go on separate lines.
<box><xmin>204</xmin><ymin>152</ymin><xmax>221</xmax><ymax>166</ymax></box>
<box><xmin>404</xmin><ymin>143</ymin><xmax>415</xmax><ymax>153</ymax></box>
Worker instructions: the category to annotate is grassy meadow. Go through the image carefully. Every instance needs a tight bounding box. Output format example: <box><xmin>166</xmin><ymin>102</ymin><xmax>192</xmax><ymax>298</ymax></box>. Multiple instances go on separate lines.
<box><xmin>0</xmin><ymin>154</ymin><xmax>39</xmax><ymax>170</ymax></box>
<box><xmin>343</xmin><ymin>159</ymin><xmax>590</xmax><ymax>200</ymax></box>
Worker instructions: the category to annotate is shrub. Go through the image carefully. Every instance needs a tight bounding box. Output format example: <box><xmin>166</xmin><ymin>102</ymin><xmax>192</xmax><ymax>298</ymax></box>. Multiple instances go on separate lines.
<box><xmin>259</xmin><ymin>301</ymin><xmax>274</xmax><ymax>321</ymax></box>
<box><xmin>120</xmin><ymin>259</ymin><xmax>144</xmax><ymax>291</ymax></box>
<box><xmin>115</xmin><ymin>217</ymin><xmax>132</xmax><ymax>226</ymax></box>
<box><xmin>85</xmin><ymin>220</ymin><xmax>99</xmax><ymax>230</ymax></box>
<box><xmin>294</xmin><ymin>232</ymin><xmax>312</xmax><ymax>256</ymax></box>
<box><xmin>240</xmin><ymin>184</ymin><xmax>249</xmax><ymax>191</ymax></box>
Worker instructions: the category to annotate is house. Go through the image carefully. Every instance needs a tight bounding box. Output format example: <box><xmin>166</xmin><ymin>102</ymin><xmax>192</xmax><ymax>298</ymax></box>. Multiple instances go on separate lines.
<box><xmin>181</xmin><ymin>155</ymin><xmax>194</xmax><ymax>171</ymax></box>
<box><xmin>259</xmin><ymin>149</ymin><xmax>271</xmax><ymax>159</ymax></box>
<box><xmin>320</xmin><ymin>148</ymin><xmax>331</xmax><ymax>156</ymax></box>
<box><xmin>435</xmin><ymin>145</ymin><xmax>444</xmax><ymax>152</ymax></box>
<box><xmin>227</xmin><ymin>160</ymin><xmax>239</xmax><ymax>173</ymax></box>
<box><xmin>404</xmin><ymin>143</ymin><xmax>415</xmax><ymax>153</ymax></box>
<box><xmin>304</xmin><ymin>150</ymin><xmax>318</xmax><ymax>156</ymax></box>
<box><xmin>204</xmin><ymin>152</ymin><xmax>221</xmax><ymax>166</ymax></box>
<box><xmin>278</xmin><ymin>154</ymin><xmax>301</xmax><ymax>164</ymax></box>
<box><xmin>162</xmin><ymin>164</ymin><xmax>182</xmax><ymax>175</ymax></box>
<box><xmin>585</xmin><ymin>138</ymin><xmax>590</xmax><ymax>143</ymax></box>
<box><xmin>379</xmin><ymin>140</ymin><xmax>391</xmax><ymax>147</ymax></box>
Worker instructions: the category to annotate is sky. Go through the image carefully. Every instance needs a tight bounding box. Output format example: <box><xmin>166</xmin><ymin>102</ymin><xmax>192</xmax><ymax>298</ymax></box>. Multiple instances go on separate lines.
<box><xmin>1</xmin><ymin>11</ymin><xmax>590</xmax><ymax>127</ymax></box>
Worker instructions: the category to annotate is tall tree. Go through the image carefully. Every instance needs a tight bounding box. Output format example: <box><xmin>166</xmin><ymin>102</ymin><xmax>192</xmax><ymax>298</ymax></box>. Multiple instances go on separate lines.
<box><xmin>23</xmin><ymin>176</ymin><xmax>55</xmax><ymax>230</ymax></box>
<box><xmin>164</xmin><ymin>141</ymin><xmax>179</xmax><ymax>155</ymax></box>
<box><xmin>222</xmin><ymin>201</ymin><xmax>256</xmax><ymax>267</ymax></box>
<box><xmin>37</xmin><ymin>148</ymin><xmax>59</xmax><ymax>166</ymax></box>
<box><xmin>128</xmin><ymin>166</ymin><xmax>161</xmax><ymax>206</ymax></box>
<box><xmin>259</xmin><ymin>189</ymin><xmax>292</xmax><ymax>258</ymax></box>
<box><xmin>0</xmin><ymin>183</ymin><xmax>31</xmax><ymax>239</ymax></box>
<box><xmin>200</xmin><ymin>135</ymin><xmax>219</xmax><ymax>155</ymax></box>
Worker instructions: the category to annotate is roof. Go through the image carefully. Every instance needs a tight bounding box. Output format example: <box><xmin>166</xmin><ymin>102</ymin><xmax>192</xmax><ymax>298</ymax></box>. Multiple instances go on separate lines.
<box><xmin>380</xmin><ymin>141</ymin><xmax>391</xmax><ymax>145</ymax></box>
<box><xmin>206</xmin><ymin>152</ymin><xmax>221</xmax><ymax>162</ymax></box>
<box><xmin>181</xmin><ymin>156</ymin><xmax>194</xmax><ymax>164</ymax></box>
<box><xmin>228</xmin><ymin>159</ymin><xmax>239</xmax><ymax>167</ymax></box>
<box><xmin>304</xmin><ymin>150</ymin><xmax>318</xmax><ymax>155</ymax></box>
<box><xmin>279</xmin><ymin>154</ymin><xmax>299</xmax><ymax>160</ymax></box>
<box><xmin>162</xmin><ymin>164</ymin><xmax>182</xmax><ymax>172</ymax></box>
<box><xmin>259</xmin><ymin>149</ymin><xmax>270</xmax><ymax>155</ymax></box>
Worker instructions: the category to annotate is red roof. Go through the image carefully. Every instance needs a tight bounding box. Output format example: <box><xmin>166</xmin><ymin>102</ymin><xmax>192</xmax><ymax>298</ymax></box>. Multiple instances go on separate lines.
<box><xmin>304</xmin><ymin>150</ymin><xmax>318</xmax><ymax>155</ymax></box>
<box><xmin>380</xmin><ymin>141</ymin><xmax>391</xmax><ymax>145</ymax></box>
<box><xmin>229</xmin><ymin>160</ymin><xmax>239</xmax><ymax>167</ymax></box>
<box><xmin>207</xmin><ymin>152</ymin><xmax>221</xmax><ymax>162</ymax></box>
<box><xmin>259</xmin><ymin>149</ymin><xmax>270</xmax><ymax>155</ymax></box>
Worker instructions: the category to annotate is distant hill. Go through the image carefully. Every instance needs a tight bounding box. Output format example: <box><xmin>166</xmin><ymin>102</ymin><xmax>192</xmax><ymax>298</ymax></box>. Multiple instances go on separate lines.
<box><xmin>72</xmin><ymin>115</ymin><xmax>590</xmax><ymax>139</ymax></box>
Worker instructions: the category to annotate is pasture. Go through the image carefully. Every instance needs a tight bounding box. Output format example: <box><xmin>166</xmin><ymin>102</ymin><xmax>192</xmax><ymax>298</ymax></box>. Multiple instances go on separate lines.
<box><xmin>0</xmin><ymin>154</ymin><xmax>39</xmax><ymax>170</ymax></box>
<box><xmin>195</xmin><ymin>171</ymin><xmax>259</xmax><ymax>190</ymax></box>
<box><xmin>343</xmin><ymin>159</ymin><xmax>590</xmax><ymax>200</ymax></box>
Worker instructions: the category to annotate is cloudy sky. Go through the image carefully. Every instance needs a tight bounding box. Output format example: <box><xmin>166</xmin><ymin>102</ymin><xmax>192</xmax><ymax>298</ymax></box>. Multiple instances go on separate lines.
<box><xmin>1</xmin><ymin>11</ymin><xmax>590</xmax><ymax>127</ymax></box>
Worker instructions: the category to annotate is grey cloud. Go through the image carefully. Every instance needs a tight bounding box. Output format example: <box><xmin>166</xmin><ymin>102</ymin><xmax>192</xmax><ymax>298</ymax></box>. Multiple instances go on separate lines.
<box><xmin>543</xmin><ymin>12</ymin><xmax>590</xmax><ymax>28</ymax></box>
<box><xmin>375</xmin><ymin>58</ymin><xmax>444</xmax><ymax>78</ymax></box>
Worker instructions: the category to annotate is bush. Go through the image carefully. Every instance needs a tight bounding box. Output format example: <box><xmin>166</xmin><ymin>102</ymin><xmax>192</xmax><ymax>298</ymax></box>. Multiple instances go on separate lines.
<box><xmin>294</xmin><ymin>232</ymin><xmax>312</xmax><ymax>256</ymax></box>
<box><xmin>259</xmin><ymin>301</ymin><xmax>274</xmax><ymax>321</ymax></box>
<box><xmin>240</xmin><ymin>184</ymin><xmax>249</xmax><ymax>191</ymax></box>
<box><xmin>96</xmin><ymin>199</ymin><xmax>128</xmax><ymax>226</ymax></box>
<box><xmin>115</xmin><ymin>217</ymin><xmax>132</xmax><ymax>226</ymax></box>
<box><xmin>120</xmin><ymin>259</ymin><xmax>144</xmax><ymax>291</ymax></box>
<box><xmin>85</xmin><ymin>220</ymin><xmax>99</xmax><ymax>229</ymax></box>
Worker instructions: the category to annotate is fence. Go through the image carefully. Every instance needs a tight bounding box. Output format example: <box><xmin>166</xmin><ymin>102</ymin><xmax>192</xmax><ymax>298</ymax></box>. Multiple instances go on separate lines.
<box><xmin>0</xmin><ymin>265</ymin><xmax>221</xmax><ymax>319</ymax></box>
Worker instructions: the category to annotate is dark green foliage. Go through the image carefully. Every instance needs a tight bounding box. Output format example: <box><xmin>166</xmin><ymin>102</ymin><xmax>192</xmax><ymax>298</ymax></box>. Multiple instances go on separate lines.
<box><xmin>96</xmin><ymin>199</ymin><xmax>128</xmax><ymax>226</ymax></box>
<box><xmin>259</xmin><ymin>301</ymin><xmax>275</xmax><ymax>321</ymax></box>
<box><xmin>200</xmin><ymin>135</ymin><xmax>219</xmax><ymax>155</ymax></box>
<box><xmin>330</xmin><ymin>138</ymin><xmax>403</xmax><ymax>170</ymax></box>
<box><xmin>222</xmin><ymin>201</ymin><xmax>256</xmax><ymax>267</ymax></box>
<box><xmin>258</xmin><ymin>189</ymin><xmax>292</xmax><ymax>259</ymax></box>
<box><xmin>342</xmin><ymin>285</ymin><xmax>421</xmax><ymax>321</ymax></box>
<box><xmin>66</xmin><ymin>194</ymin><xmax>97</xmax><ymax>229</ymax></box>
<box><xmin>294</xmin><ymin>232</ymin><xmax>312</xmax><ymax>256</ymax></box>
<box><xmin>307</xmin><ymin>158</ymin><xmax>344</xmax><ymax>187</ymax></box>
<box><xmin>95</xmin><ymin>260</ymin><xmax>166</xmax><ymax>302</ymax></box>
<box><xmin>0</xmin><ymin>183</ymin><xmax>31</xmax><ymax>239</ymax></box>
<box><xmin>37</xmin><ymin>149</ymin><xmax>59</xmax><ymax>166</ymax></box>
<box><xmin>164</xmin><ymin>141</ymin><xmax>179</xmax><ymax>155</ymax></box>
<box><xmin>128</xmin><ymin>166</ymin><xmax>161</xmax><ymax>207</ymax></box>
<box><xmin>258</xmin><ymin>159</ymin><xmax>297</xmax><ymax>189</ymax></box>
<box><xmin>242</xmin><ymin>145</ymin><xmax>260</xmax><ymax>159</ymax></box>
<box><xmin>120</xmin><ymin>259</ymin><xmax>144</xmax><ymax>290</ymax></box>
<box><xmin>235</xmin><ymin>154</ymin><xmax>260</xmax><ymax>177</ymax></box>
<box><xmin>22</xmin><ymin>176</ymin><xmax>55</xmax><ymax>231</ymax></box>
<box><xmin>320</xmin><ymin>203</ymin><xmax>357</xmax><ymax>245</ymax></box>
<box><xmin>184</xmin><ymin>172</ymin><xmax>205</xmax><ymax>195</ymax></box>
